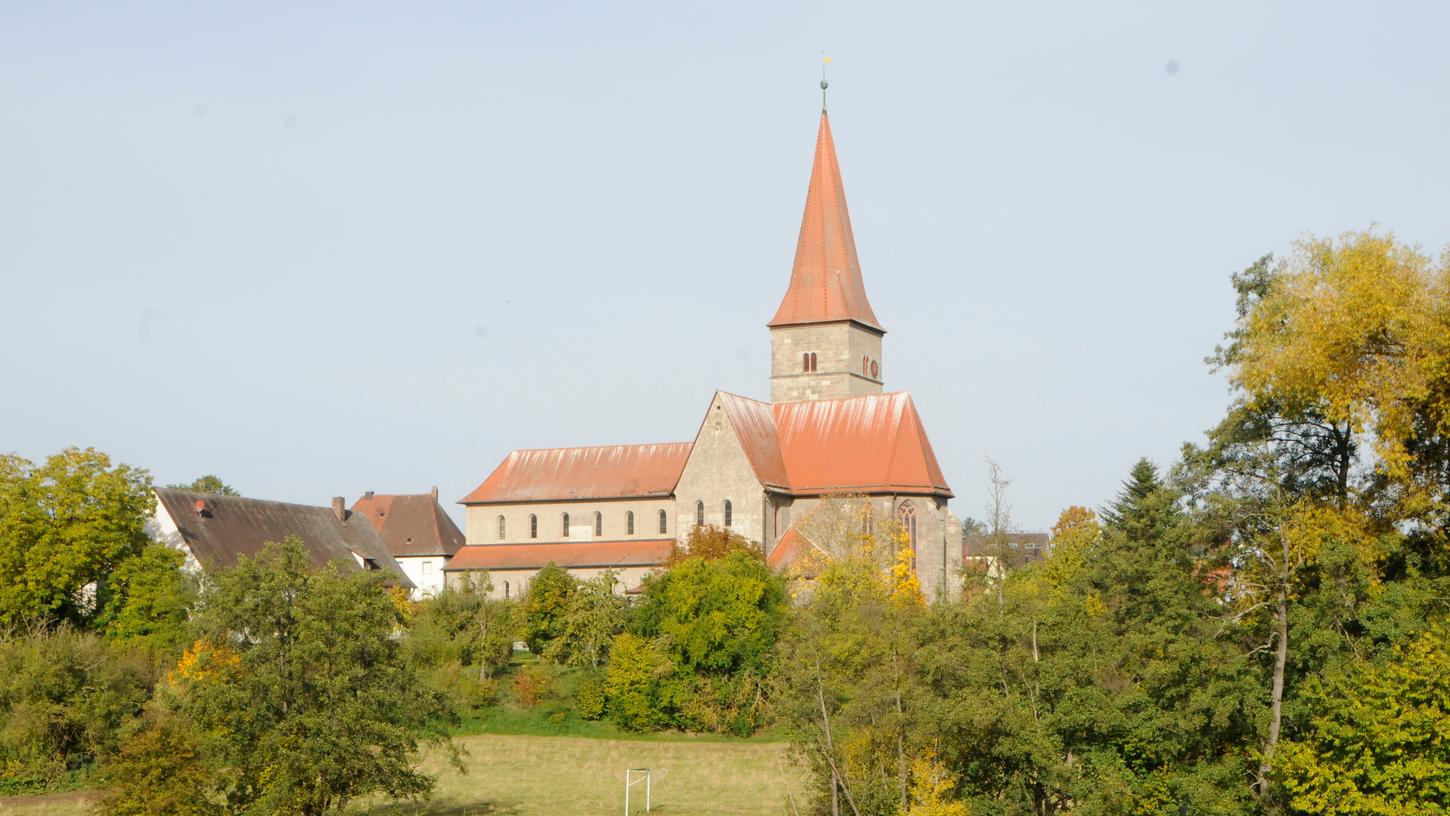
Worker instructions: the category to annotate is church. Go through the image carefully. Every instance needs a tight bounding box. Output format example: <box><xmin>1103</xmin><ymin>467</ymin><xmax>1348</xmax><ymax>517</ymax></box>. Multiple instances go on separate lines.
<box><xmin>446</xmin><ymin>100</ymin><xmax>964</xmax><ymax>600</ymax></box>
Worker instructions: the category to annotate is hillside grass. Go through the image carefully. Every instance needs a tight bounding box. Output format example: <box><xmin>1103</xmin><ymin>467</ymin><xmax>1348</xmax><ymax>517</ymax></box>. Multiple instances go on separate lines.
<box><xmin>0</xmin><ymin>733</ymin><xmax>804</xmax><ymax>816</ymax></box>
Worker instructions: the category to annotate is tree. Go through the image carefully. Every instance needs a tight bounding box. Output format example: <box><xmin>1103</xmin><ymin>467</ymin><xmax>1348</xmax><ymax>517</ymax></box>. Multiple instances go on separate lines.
<box><xmin>165</xmin><ymin>538</ymin><xmax>457</xmax><ymax>815</ymax></box>
<box><xmin>408</xmin><ymin>572</ymin><xmax>518</xmax><ymax>681</ymax></box>
<box><xmin>544</xmin><ymin>571</ymin><xmax>626</xmax><ymax>668</ymax></box>
<box><xmin>166</xmin><ymin>475</ymin><xmax>238</xmax><ymax>496</ymax></box>
<box><xmin>671</xmin><ymin>524</ymin><xmax>760</xmax><ymax>563</ymax></box>
<box><xmin>95</xmin><ymin>543</ymin><xmax>195</xmax><ymax>656</ymax></box>
<box><xmin>520</xmin><ymin>563</ymin><xmax>576</xmax><ymax>655</ymax></box>
<box><xmin>0</xmin><ymin>448</ymin><xmax>155</xmax><ymax>628</ymax></box>
<box><xmin>1277</xmin><ymin>618</ymin><xmax>1450</xmax><ymax>815</ymax></box>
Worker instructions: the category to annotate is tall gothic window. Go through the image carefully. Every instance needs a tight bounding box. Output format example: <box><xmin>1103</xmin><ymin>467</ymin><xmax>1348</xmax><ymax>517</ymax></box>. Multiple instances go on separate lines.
<box><xmin>723</xmin><ymin>500</ymin><xmax>733</xmax><ymax>528</ymax></box>
<box><xmin>863</xmin><ymin>355</ymin><xmax>869</xmax><ymax>375</ymax></box>
<box><xmin>594</xmin><ymin>511</ymin><xmax>603</xmax><ymax>537</ymax></box>
<box><xmin>658</xmin><ymin>509</ymin><xmax>668</xmax><ymax>534</ymax></box>
<box><xmin>562</xmin><ymin>513</ymin><xmax>570</xmax><ymax>538</ymax></box>
<box><xmin>626</xmin><ymin>511</ymin><xmax>635</xmax><ymax>535</ymax></box>
<box><xmin>695</xmin><ymin>500</ymin><xmax>704</xmax><ymax>527</ymax></box>
<box><xmin>809</xmin><ymin>352</ymin><xmax>818</xmax><ymax>372</ymax></box>
<box><xmin>497</xmin><ymin>515</ymin><xmax>505</xmax><ymax>540</ymax></box>
<box><xmin>897</xmin><ymin>501</ymin><xmax>918</xmax><ymax>553</ymax></box>
<box><xmin>529</xmin><ymin>514</ymin><xmax>537</xmax><ymax>539</ymax></box>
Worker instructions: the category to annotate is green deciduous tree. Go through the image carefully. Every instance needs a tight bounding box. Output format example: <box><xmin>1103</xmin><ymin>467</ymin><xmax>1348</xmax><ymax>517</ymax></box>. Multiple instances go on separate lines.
<box><xmin>164</xmin><ymin>537</ymin><xmax>457</xmax><ymax>816</ymax></box>
<box><xmin>543</xmin><ymin>571</ymin><xmax>626</xmax><ymax>668</ymax></box>
<box><xmin>95</xmin><ymin>543</ymin><xmax>194</xmax><ymax>656</ymax></box>
<box><xmin>1277</xmin><ymin>618</ymin><xmax>1450</xmax><ymax>815</ymax></box>
<box><xmin>166</xmin><ymin>475</ymin><xmax>238</xmax><ymax>496</ymax></box>
<box><xmin>0</xmin><ymin>448</ymin><xmax>155</xmax><ymax>629</ymax></box>
<box><xmin>520</xmin><ymin>563</ymin><xmax>576</xmax><ymax>655</ymax></box>
<box><xmin>409</xmin><ymin>572</ymin><xmax>518</xmax><ymax>682</ymax></box>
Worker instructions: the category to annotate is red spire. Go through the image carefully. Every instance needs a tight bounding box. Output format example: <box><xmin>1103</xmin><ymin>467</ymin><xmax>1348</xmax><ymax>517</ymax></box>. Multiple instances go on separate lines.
<box><xmin>768</xmin><ymin>112</ymin><xmax>883</xmax><ymax>332</ymax></box>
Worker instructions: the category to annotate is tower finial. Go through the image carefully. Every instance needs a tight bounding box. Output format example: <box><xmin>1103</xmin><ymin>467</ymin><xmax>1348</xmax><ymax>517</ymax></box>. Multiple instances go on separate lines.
<box><xmin>819</xmin><ymin>51</ymin><xmax>831</xmax><ymax>113</ymax></box>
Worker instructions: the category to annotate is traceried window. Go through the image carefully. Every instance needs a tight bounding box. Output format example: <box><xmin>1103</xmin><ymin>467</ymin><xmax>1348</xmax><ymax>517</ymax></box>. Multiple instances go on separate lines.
<box><xmin>497</xmin><ymin>515</ymin><xmax>505</xmax><ymax>540</ymax></box>
<box><xmin>897</xmin><ymin>501</ymin><xmax>918</xmax><ymax>554</ymax></box>
<box><xmin>723</xmin><ymin>500</ymin><xmax>733</xmax><ymax>527</ymax></box>
<box><xmin>562</xmin><ymin>513</ymin><xmax>570</xmax><ymax>538</ymax></box>
<box><xmin>658</xmin><ymin>509</ymin><xmax>668</xmax><ymax>534</ymax></box>
<box><xmin>626</xmin><ymin>511</ymin><xmax>635</xmax><ymax>535</ymax></box>
<box><xmin>529</xmin><ymin>514</ymin><xmax>538</xmax><ymax>539</ymax></box>
<box><xmin>695</xmin><ymin>500</ymin><xmax>704</xmax><ymax>527</ymax></box>
<box><xmin>594</xmin><ymin>511</ymin><xmax>603</xmax><ymax>537</ymax></box>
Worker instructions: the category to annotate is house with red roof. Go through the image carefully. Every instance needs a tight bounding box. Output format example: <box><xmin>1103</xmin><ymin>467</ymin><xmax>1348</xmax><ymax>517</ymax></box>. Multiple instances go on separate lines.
<box><xmin>449</xmin><ymin>101</ymin><xmax>964</xmax><ymax>599</ymax></box>
<box><xmin>351</xmin><ymin>489</ymin><xmax>465</xmax><ymax>599</ymax></box>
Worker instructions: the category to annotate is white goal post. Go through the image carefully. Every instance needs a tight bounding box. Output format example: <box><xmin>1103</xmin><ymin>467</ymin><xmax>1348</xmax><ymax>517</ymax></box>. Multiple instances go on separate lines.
<box><xmin>624</xmin><ymin>767</ymin><xmax>651</xmax><ymax>814</ymax></box>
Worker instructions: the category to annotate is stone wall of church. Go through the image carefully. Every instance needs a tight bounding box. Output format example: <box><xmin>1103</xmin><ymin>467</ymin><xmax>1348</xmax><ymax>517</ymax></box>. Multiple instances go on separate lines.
<box><xmin>770</xmin><ymin>322</ymin><xmax>883</xmax><ymax>402</ymax></box>
<box><xmin>777</xmin><ymin>493</ymin><xmax>962</xmax><ymax>600</ymax></box>
<box><xmin>465</xmin><ymin>497</ymin><xmax>677</xmax><ymax>546</ymax></box>
<box><xmin>673</xmin><ymin>395</ymin><xmax>769</xmax><ymax>547</ymax></box>
<box><xmin>445</xmin><ymin>564</ymin><xmax>657</xmax><ymax>600</ymax></box>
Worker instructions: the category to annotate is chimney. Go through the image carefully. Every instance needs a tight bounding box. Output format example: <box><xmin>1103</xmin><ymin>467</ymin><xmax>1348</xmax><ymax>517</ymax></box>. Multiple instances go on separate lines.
<box><xmin>364</xmin><ymin>490</ymin><xmax>374</xmax><ymax>500</ymax></box>
<box><xmin>431</xmin><ymin>485</ymin><xmax>439</xmax><ymax>502</ymax></box>
<box><xmin>331</xmin><ymin>496</ymin><xmax>346</xmax><ymax>522</ymax></box>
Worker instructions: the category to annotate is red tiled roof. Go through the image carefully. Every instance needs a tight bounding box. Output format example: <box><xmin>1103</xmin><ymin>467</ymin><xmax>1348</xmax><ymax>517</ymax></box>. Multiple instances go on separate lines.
<box><xmin>713</xmin><ymin>391</ymin><xmax>952</xmax><ymax>498</ymax></box>
<box><xmin>774</xmin><ymin>393</ymin><xmax>951</xmax><ymax>496</ymax></box>
<box><xmin>352</xmin><ymin>492</ymin><xmax>466</xmax><ymax>557</ymax></box>
<box><xmin>444</xmin><ymin>539</ymin><xmax>674</xmax><ymax>571</ymax></box>
<box><xmin>768</xmin><ymin>112</ymin><xmax>882</xmax><ymax>332</ymax></box>
<box><xmin>461</xmin><ymin>443</ymin><xmax>692</xmax><ymax>505</ymax></box>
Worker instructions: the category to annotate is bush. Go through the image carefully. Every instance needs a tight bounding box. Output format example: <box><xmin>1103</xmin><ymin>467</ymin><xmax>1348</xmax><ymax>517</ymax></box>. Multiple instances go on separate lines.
<box><xmin>576</xmin><ymin>671</ymin><xmax>606</xmax><ymax>721</ymax></box>
<box><xmin>0</xmin><ymin>627</ymin><xmax>153</xmax><ymax>792</ymax></box>
<box><xmin>604</xmin><ymin>633</ymin><xmax>672</xmax><ymax>731</ymax></box>
<box><xmin>100</xmin><ymin>714</ymin><xmax>218</xmax><ymax>816</ymax></box>
<box><xmin>512</xmin><ymin>663</ymin><xmax>554</xmax><ymax>709</ymax></box>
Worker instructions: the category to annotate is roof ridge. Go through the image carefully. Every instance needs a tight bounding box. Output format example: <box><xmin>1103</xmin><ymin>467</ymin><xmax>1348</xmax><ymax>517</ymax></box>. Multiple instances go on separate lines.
<box><xmin>157</xmin><ymin>488</ymin><xmax>358</xmax><ymax>517</ymax></box>
<box><xmin>507</xmin><ymin>441</ymin><xmax>693</xmax><ymax>454</ymax></box>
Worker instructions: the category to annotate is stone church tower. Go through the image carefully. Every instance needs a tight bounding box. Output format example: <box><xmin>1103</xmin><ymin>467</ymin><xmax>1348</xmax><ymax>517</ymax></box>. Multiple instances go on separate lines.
<box><xmin>768</xmin><ymin>111</ymin><xmax>885</xmax><ymax>403</ymax></box>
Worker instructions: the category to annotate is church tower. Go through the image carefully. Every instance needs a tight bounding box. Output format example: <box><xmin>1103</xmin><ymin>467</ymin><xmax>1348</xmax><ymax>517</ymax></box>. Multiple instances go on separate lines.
<box><xmin>769</xmin><ymin>107</ymin><xmax>885</xmax><ymax>403</ymax></box>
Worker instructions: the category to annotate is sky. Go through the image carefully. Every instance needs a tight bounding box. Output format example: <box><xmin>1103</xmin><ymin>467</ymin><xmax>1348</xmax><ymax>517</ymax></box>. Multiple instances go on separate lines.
<box><xmin>3</xmin><ymin>1</ymin><xmax>1448</xmax><ymax>532</ymax></box>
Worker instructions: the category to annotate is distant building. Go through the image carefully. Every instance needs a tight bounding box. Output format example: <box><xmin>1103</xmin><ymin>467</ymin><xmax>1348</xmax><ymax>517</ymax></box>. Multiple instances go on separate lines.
<box><xmin>450</xmin><ymin>102</ymin><xmax>964</xmax><ymax>600</ymax></box>
<box><xmin>962</xmin><ymin>531</ymin><xmax>1052</xmax><ymax>578</ymax></box>
<box><xmin>149</xmin><ymin>488</ymin><xmax>413</xmax><ymax>590</ymax></box>
<box><xmin>350</xmin><ymin>489</ymin><xmax>466</xmax><ymax>599</ymax></box>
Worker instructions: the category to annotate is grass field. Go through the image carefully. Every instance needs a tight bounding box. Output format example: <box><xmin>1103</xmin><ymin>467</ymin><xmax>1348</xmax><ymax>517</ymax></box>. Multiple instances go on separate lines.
<box><xmin>0</xmin><ymin>733</ymin><xmax>805</xmax><ymax>816</ymax></box>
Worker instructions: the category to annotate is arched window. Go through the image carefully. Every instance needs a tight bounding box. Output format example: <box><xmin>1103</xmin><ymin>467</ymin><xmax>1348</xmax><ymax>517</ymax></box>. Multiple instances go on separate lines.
<box><xmin>594</xmin><ymin>511</ymin><xmax>603</xmax><ymax>537</ymax></box>
<box><xmin>497</xmin><ymin>515</ymin><xmax>506</xmax><ymax>540</ymax></box>
<box><xmin>658</xmin><ymin>509</ymin><xmax>668</xmax><ymax>534</ymax></box>
<box><xmin>562</xmin><ymin>513</ymin><xmax>570</xmax><ymax>537</ymax></box>
<box><xmin>529</xmin><ymin>514</ymin><xmax>538</xmax><ymax>539</ymax></box>
<box><xmin>863</xmin><ymin>355</ymin><xmax>869</xmax><ymax>375</ymax></box>
<box><xmin>809</xmin><ymin>352</ymin><xmax>818</xmax><ymax>372</ymax></box>
<box><xmin>695</xmin><ymin>500</ymin><xmax>704</xmax><ymax>527</ymax></box>
<box><xmin>504</xmin><ymin>580</ymin><xmax>510</xmax><ymax>599</ymax></box>
<box><xmin>897</xmin><ymin>501</ymin><xmax>918</xmax><ymax>553</ymax></box>
<box><xmin>723</xmin><ymin>500</ymin><xmax>733</xmax><ymax>528</ymax></box>
<box><xmin>626</xmin><ymin>511</ymin><xmax>635</xmax><ymax>535</ymax></box>
<box><xmin>802</xmin><ymin>352</ymin><xmax>810</xmax><ymax>372</ymax></box>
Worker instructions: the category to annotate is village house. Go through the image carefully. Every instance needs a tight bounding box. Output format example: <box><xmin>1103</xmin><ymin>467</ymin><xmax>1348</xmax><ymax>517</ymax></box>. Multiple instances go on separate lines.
<box><xmin>149</xmin><ymin>488</ymin><xmax>414</xmax><ymax>590</ymax></box>
<box><xmin>350</xmin><ymin>488</ymin><xmax>466</xmax><ymax>599</ymax></box>
<box><xmin>448</xmin><ymin>102</ymin><xmax>964</xmax><ymax>599</ymax></box>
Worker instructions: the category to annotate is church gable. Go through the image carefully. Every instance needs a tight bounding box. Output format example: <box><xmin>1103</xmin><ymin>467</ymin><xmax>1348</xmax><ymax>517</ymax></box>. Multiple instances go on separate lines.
<box><xmin>675</xmin><ymin>393</ymin><xmax>771</xmax><ymax>543</ymax></box>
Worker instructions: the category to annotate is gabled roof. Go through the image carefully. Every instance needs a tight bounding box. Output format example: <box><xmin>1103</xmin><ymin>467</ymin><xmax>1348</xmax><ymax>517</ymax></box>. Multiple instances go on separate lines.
<box><xmin>461</xmin><ymin>443</ymin><xmax>693</xmax><ymax>505</ymax></box>
<box><xmin>153</xmin><ymin>489</ymin><xmax>414</xmax><ymax>588</ymax></box>
<box><xmin>768</xmin><ymin>112</ymin><xmax>883</xmax><ymax>333</ymax></box>
<box><xmin>351</xmin><ymin>492</ymin><xmax>466</xmax><ymax>557</ymax></box>
<box><xmin>444</xmin><ymin>539</ymin><xmax>674</xmax><ymax>572</ymax></box>
<box><xmin>711</xmin><ymin>391</ymin><xmax>952</xmax><ymax>498</ymax></box>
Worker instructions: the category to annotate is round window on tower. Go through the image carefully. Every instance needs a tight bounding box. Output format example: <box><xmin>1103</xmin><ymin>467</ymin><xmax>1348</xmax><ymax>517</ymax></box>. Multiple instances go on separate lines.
<box><xmin>870</xmin><ymin>359</ymin><xmax>879</xmax><ymax>379</ymax></box>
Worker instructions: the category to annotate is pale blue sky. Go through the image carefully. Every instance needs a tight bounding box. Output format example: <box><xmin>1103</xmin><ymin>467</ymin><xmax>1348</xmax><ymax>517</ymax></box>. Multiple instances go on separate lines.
<box><xmin>3</xmin><ymin>2</ymin><xmax>1447</xmax><ymax>530</ymax></box>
